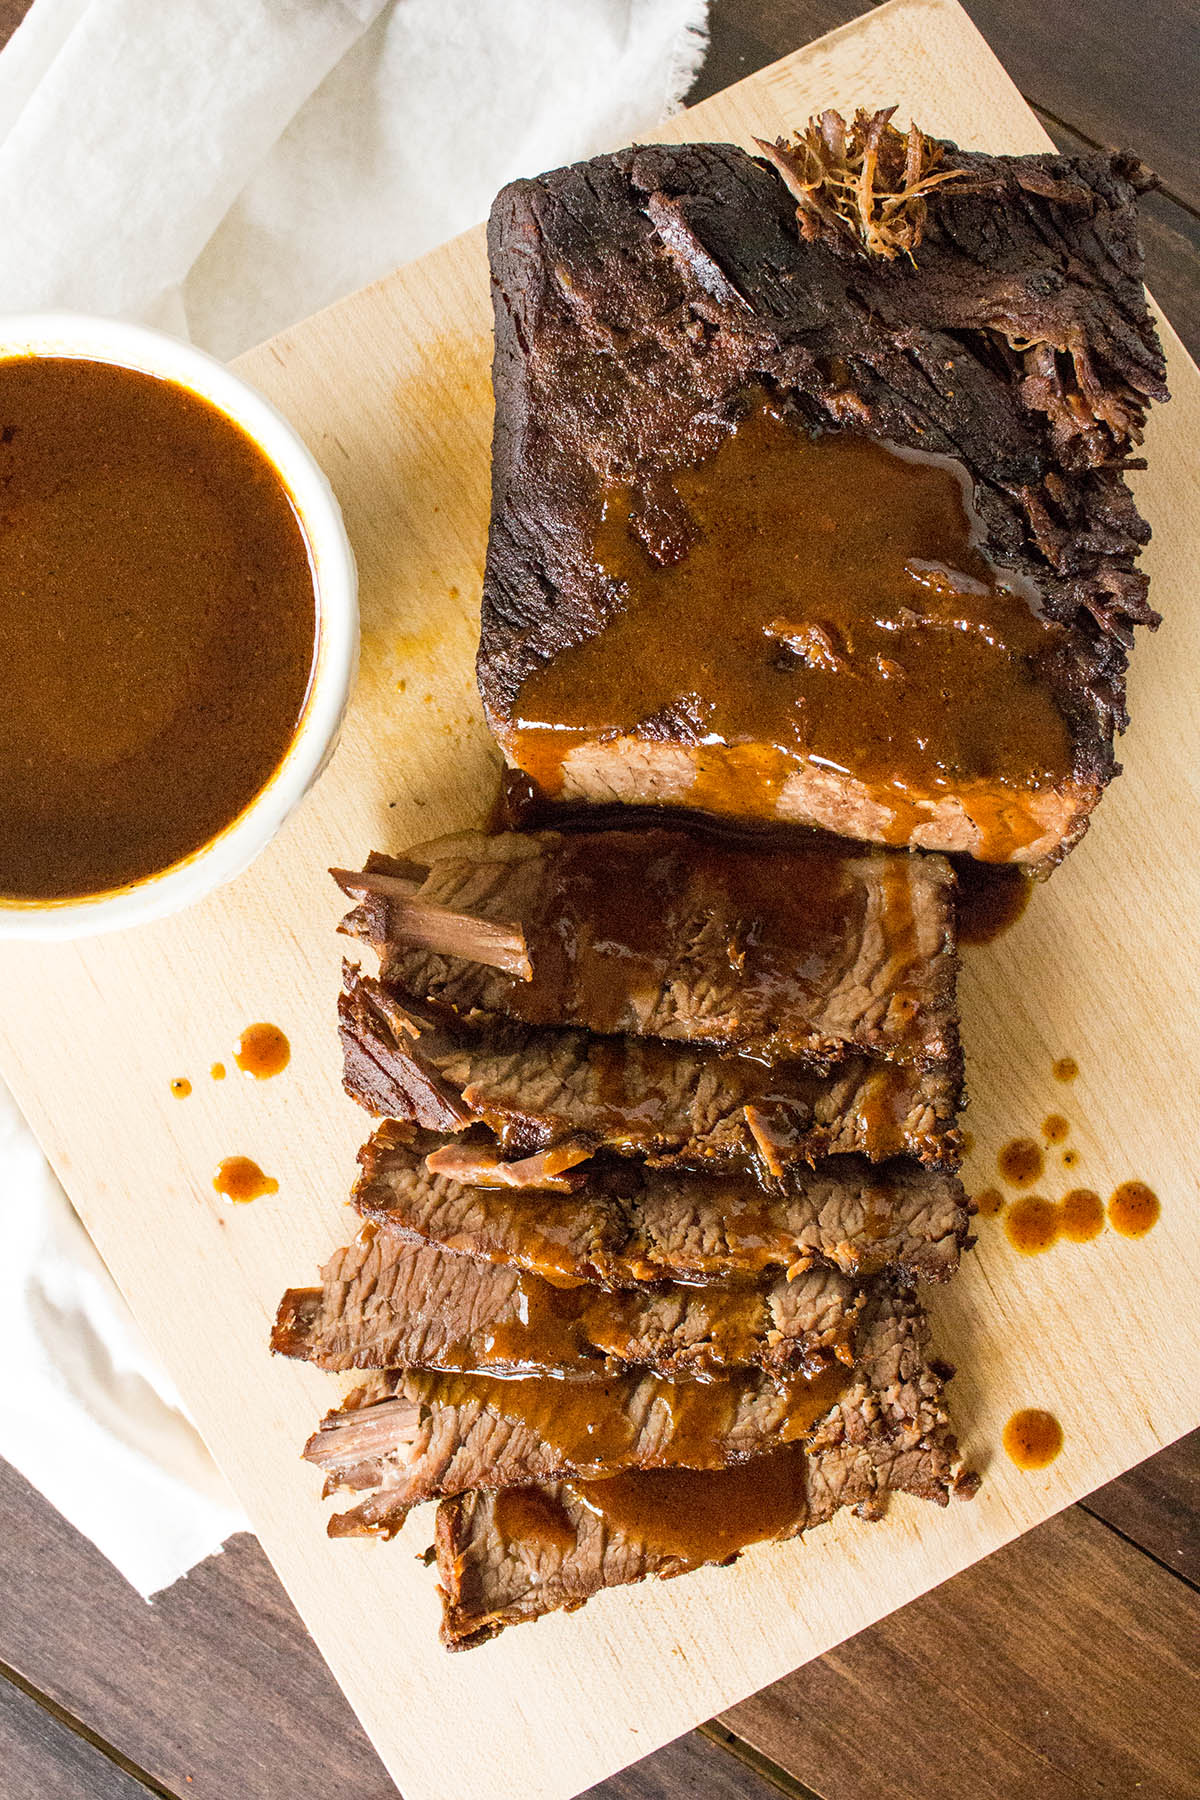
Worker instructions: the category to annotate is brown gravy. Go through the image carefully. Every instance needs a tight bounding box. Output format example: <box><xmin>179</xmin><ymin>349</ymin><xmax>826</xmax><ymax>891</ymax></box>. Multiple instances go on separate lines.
<box><xmin>235</xmin><ymin>1022</ymin><xmax>291</xmax><ymax>1080</ymax></box>
<box><xmin>213</xmin><ymin>1156</ymin><xmax>278</xmax><ymax>1204</ymax></box>
<box><xmin>570</xmin><ymin>1443</ymin><xmax>812</xmax><ymax>1568</ymax></box>
<box><xmin>1004</xmin><ymin>1194</ymin><xmax>1059</xmax><ymax>1254</ymax></box>
<box><xmin>997</xmin><ymin>1137</ymin><xmax>1045</xmax><ymax>1188</ymax></box>
<box><xmin>955</xmin><ymin>860</ymin><xmax>1033</xmax><ymax>945</ymax></box>
<box><xmin>1052</xmin><ymin>1056</ymin><xmax>1079</xmax><ymax>1083</ymax></box>
<box><xmin>1041</xmin><ymin>1113</ymin><xmax>1069</xmax><ymax>1144</ymax></box>
<box><xmin>1107</xmin><ymin>1181</ymin><xmax>1160</xmax><ymax>1238</ymax></box>
<box><xmin>513</xmin><ymin>400</ymin><xmax>1071</xmax><ymax>855</ymax></box>
<box><xmin>974</xmin><ymin>1187</ymin><xmax>1005</xmax><ymax>1218</ymax></box>
<box><xmin>493</xmin><ymin>1487</ymin><xmax>576</xmax><ymax>1554</ymax></box>
<box><xmin>0</xmin><ymin>356</ymin><xmax>317</xmax><ymax>900</ymax></box>
<box><xmin>411</xmin><ymin>1361</ymin><xmax>848</xmax><ymax>1475</ymax></box>
<box><xmin>1002</xmin><ymin>1409</ymin><xmax>1063</xmax><ymax>1470</ymax></box>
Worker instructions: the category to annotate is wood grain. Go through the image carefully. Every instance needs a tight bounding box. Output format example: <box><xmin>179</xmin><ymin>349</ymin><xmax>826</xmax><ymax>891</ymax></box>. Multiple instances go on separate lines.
<box><xmin>1082</xmin><ymin>1431</ymin><xmax>1200</xmax><ymax>1587</ymax></box>
<box><xmin>0</xmin><ymin>6</ymin><xmax>1197</xmax><ymax>1799</ymax></box>
<box><xmin>0</xmin><ymin>1673</ymin><xmax>159</xmax><ymax>1800</ymax></box>
<box><xmin>723</xmin><ymin>1504</ymin><xmax>1200</xmax><ymax>1800</ymax></box>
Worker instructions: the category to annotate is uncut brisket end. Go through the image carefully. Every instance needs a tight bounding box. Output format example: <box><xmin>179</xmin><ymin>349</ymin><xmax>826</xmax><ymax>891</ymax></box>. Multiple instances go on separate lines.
<box><xmin>272</xmin><ymin>1231</ymin><xmax>861</xmax><ymax>1381</ymax></box>
<box><xmin>337</xmin><ymin>828</ymin><xmax>959</xmax><ymax>1067</ymax></box>
<box><xmin>304</xmin><ymin>1285</ymin><xmax>956</xmax><ymax>1537</ymax></box>
<box><xmin>338</xmin><ymin>966</ymin><xmax>963</xmax><ymax>1169</ymax></box>
<box><xmin>436</xmin><ymin>1436</ymin><xmax>945</xmax><ymax>1649</ymax></box>
<box><xmin>352</xmin><ymin>1122</ymin><xmax>972</xmax><ymax>1285</ymax></box>
<box><xmin>479</xmin><ymin>136</ymin><xmax>1167</xmax><ymax>864</ymax></box>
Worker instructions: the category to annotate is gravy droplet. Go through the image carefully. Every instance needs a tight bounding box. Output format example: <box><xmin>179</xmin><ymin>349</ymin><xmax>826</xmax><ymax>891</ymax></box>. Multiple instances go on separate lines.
<box><xmin>235</xmin><ymin>1022</ymin><xmax>290</xmax><ymax>1080</ymax></box>
<box><xmin>1041</xmin><ymin>1113</ymin><xmax>1069</xmax><ymax>1144</ymax></box>
<box><xmin>1059</xmin><ymin>1188</ymin><xmax>1104</xmax><ymax>1243</ymax></box>
<box><xmin>975</xmin><ymin>1187</ymin><xmax>1005</xmax><ymax>1218</ymax></box>
<box><xmin>1003</xmin><ymin>1409</ymin><xmax>1063</xmax><ymax>1470</ymax></box>
<box><xmin>1052</xmin><ymin>1056</ymin><xmax>1079</xmax><ymax>1083</ymax></box>
<box><xmin>213</xmin><ymin>1156</ymin><xmax>278</xmax><ymax>1204</ymax></box>
<box><xmin>210</xmin><ymin>1062</ymin><xmax>226</xmax><ymax>1081</ymax></box>
<box><xmin>170</xmin><ymin>1077</ymin><xmax>191</xmax><ymax>1098</ymax></box>
<box><xmin>1005</xmin><ymin>1195</ymin><xmax>1059</xmax><ymax>1254</ymax></box>
<box><xmin>1061</xmin><ymin>1148</ymin><xmax>1079</xmax><ymax>1168</ymax></box>
<box><xmin>1107</xmin><ymin>1181</ymin><xmax>1160</xmax><ymax>1239</ymax></box>
<box><xmin>955</xmin><ymin>860</ymin><xmax>1033</xmax><ymax>945</ymax></box>
<box><xmin>998</xmin><ymin>1137</ymin><xmax>1044</xmax><ymax>1188</ymax></box>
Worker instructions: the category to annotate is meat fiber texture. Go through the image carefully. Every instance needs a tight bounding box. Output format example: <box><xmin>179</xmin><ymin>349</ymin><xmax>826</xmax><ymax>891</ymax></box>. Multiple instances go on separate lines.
<box><xmin>477</xmin><ymin>136</ymin><xmax>1168</xmax><ymax>864</ymax></box>
<box><xmin>336</xmin><ymin>827</ymin><xmax>960</xmax><ymax>1067</ymax></box>
<box><xmin>302</xmin><ymin>1283</ymin><xmax>959</xmax><ymax>1540</ymax></box>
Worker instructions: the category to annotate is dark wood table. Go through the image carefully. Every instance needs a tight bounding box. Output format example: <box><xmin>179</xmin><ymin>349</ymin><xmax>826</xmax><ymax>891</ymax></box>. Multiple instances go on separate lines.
<box><xmin>2</xmin><ymin>1</ymin><xmax>1197</xmax><ymax>1795</ymax></box>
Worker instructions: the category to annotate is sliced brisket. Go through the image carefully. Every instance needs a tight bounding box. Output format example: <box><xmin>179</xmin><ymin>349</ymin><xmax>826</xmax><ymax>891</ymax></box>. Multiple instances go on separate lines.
<box><xmin>352</xmin><ymin>1121</ymin><xmax>972</xmax><ymax>1285</ymax></box>
<box><xmin>304</xmin><ymin>1285</ymin><xmax>955</xmax><ymax>1537</ymax></box>
<box><xmin>272</xmin><ymin>1230</ymin><xmax>860</xmax><ymax>1380</ymax></box>
<box><xmin>478</xmin><ymin>126</ymin><xmax>1167</xmax><ymax>864</ymax></box>
<box><xmin>339</xmin><ymin>966</ymin><xmax>963</xmax><ymax>1169</ymax></box>
<box><xmin>337</xmin><ymin>827</ymin><xmax>958</xmax><ymax>1066</ymax></box>
<box><xmin>436</xmin><ymin>1433</ymin><xmax>956</xmax><ymax>1649</ymax></box>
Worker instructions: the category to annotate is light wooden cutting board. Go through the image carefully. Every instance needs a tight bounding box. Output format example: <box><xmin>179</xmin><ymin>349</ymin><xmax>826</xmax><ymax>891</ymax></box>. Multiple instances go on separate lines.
<box><xmin>2</xmin><ymin>2</ymin><xmax>1197</xmax><ymax>1795</ymax></box>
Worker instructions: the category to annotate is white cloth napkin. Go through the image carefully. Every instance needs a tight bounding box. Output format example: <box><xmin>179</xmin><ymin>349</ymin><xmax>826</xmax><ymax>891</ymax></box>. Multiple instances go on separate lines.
<box><xmin>0</xmin><ymin>0</ymin><xmax>709</xmax><ymax>1598</ymax></box>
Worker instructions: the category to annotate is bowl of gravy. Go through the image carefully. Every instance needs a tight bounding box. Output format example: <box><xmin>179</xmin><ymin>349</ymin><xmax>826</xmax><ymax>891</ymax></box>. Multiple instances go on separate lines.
<box><xmin>0</xmin><ymin>314</ymin><xmax>357</xmax><ymax>937</ymax></box>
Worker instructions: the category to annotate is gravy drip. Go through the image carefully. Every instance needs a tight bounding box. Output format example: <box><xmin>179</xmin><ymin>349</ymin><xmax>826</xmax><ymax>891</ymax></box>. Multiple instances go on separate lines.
<box><xmin>570</xmin><ymin>1442</ymin><xmax>812</xmax><ymax>1569</ymax></box>
<box><xmin>1003</xmin><ymin>1409</ymin><xmax>1063</xmax><ymax>1470</ymax></box>
<box><xmin>0</xmin><ymin>357</ymin><xmax>316</xmax><ymax>900</ymax></box>
<box><xmin>213</xmin><ymin>1156</ymin><xmax>278</xmax><ymax>1204</ymax></box>
<box><xmin>998</xmin><ymin>1138</ymin><xmax>1045</xmax><ymax>1188</ymax></box>
<box><xmin>955</xmin><ymin>860</ymin><xmax>1032</xmax><ymax>944</ymax></box>
<box><xmin>235</xmin><ymin>1022</ymin><xmax>291</xmax><ymax>1080</ymax></box>
<box><xmin>1107</xmin><ymin>1181</ymin><xmax>1160</xmax><ymax>1238</ymax></box>
<box><xmin>514</xmin><ymin>401</ymin><xmax>1072</xmax><ymax>855</ymax></box>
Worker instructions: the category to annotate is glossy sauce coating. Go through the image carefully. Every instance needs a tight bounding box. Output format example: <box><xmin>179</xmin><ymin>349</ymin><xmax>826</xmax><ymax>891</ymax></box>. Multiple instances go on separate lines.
<box><xmin>412</xmin><ymin>1361</ymin><xmax>849</xmax><ymax>1473</ymax></box>
<box><xmin>235</xmin><ymin>1022</ymin><xmax>291</xmax><ymax>1080</ymax></box>
<box><xmin>1003</xmin><ymin>1409</ymin><xmax>1063</xmax><ymax>1469</ymax></box>
<box><xmin>0</xmin><ymin>357</ymin><xmax>317</xmax><ymax>900</ymax></box>
<box><xmin>213</xmin><ymin>1156</ymin><xmax>278</xmax><ymax>1204</ymax></box>
<box><xmin>493</xmin><ymin>1487</ymin><xmax>576</xmax><ymax>1554</ymax></box>
<box><xmin>998</xmin><ymin>1138</ymin><xmax>1045</xmax><ymax>1188</ymax></box>
<box><xmin>570</xmin><ymin>1443</ymin><xmax>812</xmax><ymax>1568</ymax></box>
<box><xmin>514</xmin><ymin>402</ymin><xmax>1071</xmax><ymax>855</ymax></box>
<box><xmin>1107</xmin><ymin>1181</ymin><xmax>1160</xmax><ymax>1238</ymax></box>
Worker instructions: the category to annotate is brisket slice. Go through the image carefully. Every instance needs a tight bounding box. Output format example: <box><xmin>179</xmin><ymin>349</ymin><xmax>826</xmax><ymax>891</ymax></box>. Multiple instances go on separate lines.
<box><xmin>303</xmin><ymin>1285</ymin><xmax>955</xmax><ymax>1537</ymax></box>
<box><xmin>478</xmin><ymin>134</ymin><xmax>1167</xmax><ymax>865</ymax></box>
<box><xmin>353</xmin><ymin>1122</ymin><xmax>972</xmax><ymax>1285</ymax></box>
<box><xmin>436</xmin><ymin>1434</ymin><xmax>957</xmax><ymax>1649</ymax></box>
<box><xmin>339</xmin><ymin>966</ymin><xmax>963</xmax><ymax>1169</ymax></box>
<box><xmin>272</xmin><ymin>1230</ymin><xmax>860</xmax><ymax>1381</ymax></box>
<box><xmin>337</xmin><ymin>827</ymin><xmax>958</xmax><ymax>1067</ymax></box>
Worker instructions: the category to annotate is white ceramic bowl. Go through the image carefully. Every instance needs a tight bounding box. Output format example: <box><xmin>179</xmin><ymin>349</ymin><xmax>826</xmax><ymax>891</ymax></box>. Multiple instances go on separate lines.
<box><xmin>0</xmin><ymin>313</ymin><xmax>358</xmax><ymax>940</ymax></box>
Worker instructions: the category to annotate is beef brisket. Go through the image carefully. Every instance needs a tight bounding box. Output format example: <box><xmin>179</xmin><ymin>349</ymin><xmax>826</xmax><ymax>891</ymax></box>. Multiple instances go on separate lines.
<box><xmin>478</xmin><ymin>121</ymin><xmax>1167</xmax><ymax>865</ymax></box>
<box><xmin>337</xmin><ymin>827</ymin><xmax>958</xmax><ymax>1066</ymax></box>
<box><xmin>304</xmin><ymin>1285</ymin><xmax>955</xmax><ymax>1536</ymax></box>
<box><xmin>352</xmin><ymin>1122</ymin><xmax>972</xmax><ymax>1285</ymax></box>
<box><xmin>436</xmin><ymin>1434</ymin><xmax>955</xmax><ymax>1649</ymax></box>
<box><xmin>339</xmin><ymin>966</ymin><xmax>963</xmax><ymax>1169</ymax></box>
<box><xmin>272</xmin><ymin>1230</ymin><xmax>860</xmax><ymax>1380</ymax></box>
